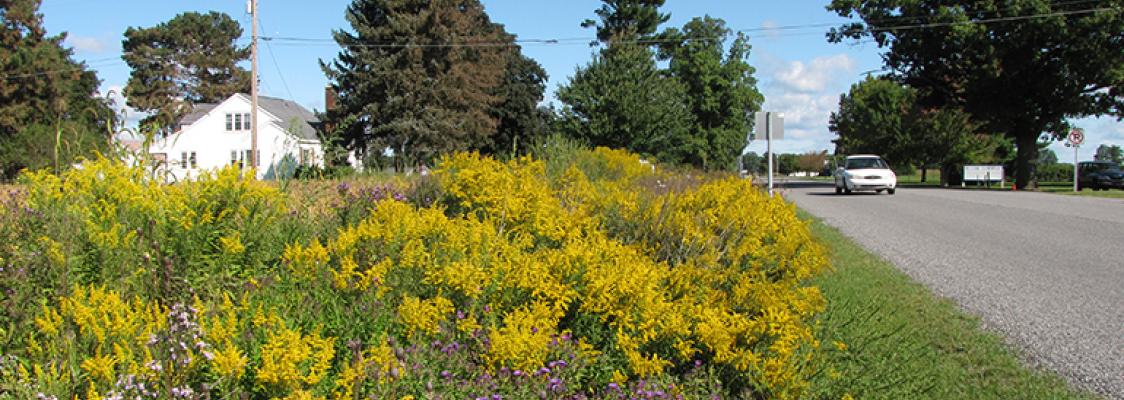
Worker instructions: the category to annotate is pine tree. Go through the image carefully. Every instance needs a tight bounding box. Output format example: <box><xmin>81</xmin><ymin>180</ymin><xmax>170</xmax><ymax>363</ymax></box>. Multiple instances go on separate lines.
<box><xmin>0</xmin><ymin>0</ymin><xmax>110</xmax><ymax>179</ymax></box>
<box><xmin>122</xmin><ymin>12</ymin><xmax>250</xmax><ymax>130</ymax></box>
<box><xmin>557</xmin><ymin>43</ymin><xmax>695</xmax><ymax>164</ymax></box>
<box><xmin>322</xmin><ymin>0</ymin><xmax>511</xmax><ymax>167</ymax></box>
<box><xmin>484</xmin><ymin>52</ymin><xmax>549</xmax><ymax>156</ymax></box>
<box><xmin>581</xmin><ymin>0</ymin><xmax>669</xmax><ymax>43</ymax></box>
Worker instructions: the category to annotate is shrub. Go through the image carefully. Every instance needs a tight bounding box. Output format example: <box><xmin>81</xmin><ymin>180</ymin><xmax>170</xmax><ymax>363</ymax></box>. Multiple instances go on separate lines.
<box><xmin>1</xmin><ymin>147</ymin><xmax>829</xmax><ymax>399</ymax></box>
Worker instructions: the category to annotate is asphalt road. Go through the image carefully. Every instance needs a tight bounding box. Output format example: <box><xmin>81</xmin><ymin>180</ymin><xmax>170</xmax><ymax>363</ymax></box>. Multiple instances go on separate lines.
<box><xmin>782</xmin><ymin>181</ymin><xmax>1124</xmax><ymax>399</ymax></box>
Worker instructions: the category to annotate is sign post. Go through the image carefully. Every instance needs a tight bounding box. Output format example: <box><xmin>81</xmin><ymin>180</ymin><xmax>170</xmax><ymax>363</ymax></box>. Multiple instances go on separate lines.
<box><xmin>754</xmin><ymin>112</ymin><xmax>784</xmax><ymax>196</ymax></box>
<box><xmin>1067</xmin><ymin>128</ymin><xmax>1084</xmax><ymax>192</ymax></box>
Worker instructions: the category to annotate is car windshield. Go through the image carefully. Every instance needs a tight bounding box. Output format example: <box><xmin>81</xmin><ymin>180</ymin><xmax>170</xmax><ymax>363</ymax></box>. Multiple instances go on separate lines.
<box><xmin>1083</xmin><ymin>163</ymin><xmax>1108</xmax><ymax>172</ymax></box>
<box><xmin>846</xmin><ymin>158</ymin><xmax>889</xmax><ymax>170</ymax></box>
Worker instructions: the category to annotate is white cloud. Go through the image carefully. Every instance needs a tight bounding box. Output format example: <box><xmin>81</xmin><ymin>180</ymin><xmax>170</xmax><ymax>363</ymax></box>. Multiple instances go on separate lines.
<box><xmin>68</xmin><ymin>36</ymin><xmax>107</xmax><ymax>54</ymax></box>
<box><xmin>772</xmin><ymin>54</ymin><xmax>856</xmax><ymax>93</ymax></box>
<box><xmin>744</xmin><ymin>53</ymin><xmax>859</xmax><ymax>155</ymax></box>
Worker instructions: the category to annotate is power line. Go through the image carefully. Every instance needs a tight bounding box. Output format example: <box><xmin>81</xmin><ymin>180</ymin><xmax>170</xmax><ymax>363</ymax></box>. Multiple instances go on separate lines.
<box><xmin>866</xmin><ymin>6</ymin><xmax>1115</xmax><ymax>33</ymax></box>
<box><xmin>258</xmin><ymin>19</ymin><xmax>298</xmax><ymax>103</ymax></box>
<box><xmin>257</xmin><ymin>4</ymin><xmax>1118</xmax><ymax>49</ymax></box>
<box><xmin>3</xmin><ymin>3</ymin><xmax>1115</xmax><ymax>80</ymax></box>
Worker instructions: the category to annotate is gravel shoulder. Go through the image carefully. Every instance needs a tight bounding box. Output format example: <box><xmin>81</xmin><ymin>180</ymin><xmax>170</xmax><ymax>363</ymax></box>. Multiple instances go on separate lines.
<box><xmin>783</xmin><ymin>182</ymin><xmax>1124</xmax><ymax>399</ymax></box>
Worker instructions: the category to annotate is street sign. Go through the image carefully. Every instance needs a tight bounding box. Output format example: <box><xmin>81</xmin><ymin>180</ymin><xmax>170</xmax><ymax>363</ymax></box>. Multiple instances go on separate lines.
<box><xmin>1067</xmin><ymin>128</ymin><xmax>1083</xmax><ymax>192</ymax></box>
<box><xmin>1067</xmin><ymin>128</ymin><xmax>1085</xmax><ymax>146</ymax></box>
<box><xmin>754</xmin><ymin>112</ymin><xmax>767</xmax><ymax>140</ymax></box>
<box><xmin>769</xmin><ymin>113</ymin><xmax>784</xmax><ymax>140</ymax></box>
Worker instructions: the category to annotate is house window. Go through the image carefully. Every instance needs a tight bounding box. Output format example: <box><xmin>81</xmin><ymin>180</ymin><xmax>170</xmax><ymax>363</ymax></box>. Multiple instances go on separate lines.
<box><xmin>300</xmin><ymin>148</ymin><xmax>312</xmax><ymax>166</ymax></box>
<box><xmin>225</xmin><ymin>114</ymin><xmax>233</xmax><ymax>131</ymax></box>
<box><xmin>180</xmin><ymin>152</ymin><xmax>188</xmax><ymax>169</ymax></box>
<box><xmin>189</xmin><ymin>152</ymin><xmax>197</xmax><ymax>169</ymax></box>
<box><xmin>231</xmin><ymin>150</ymin><xmax>238</xmax><ymax>167</ymax></box>
<box><xmin>244</xmin><ymin>113</ymin><xmax>252</xmax><ymax>130</ymax></box>
<box><xmin>234</xmin><ymin>113</ymin><xmax>243</xmax><ymax>131</ymax></box>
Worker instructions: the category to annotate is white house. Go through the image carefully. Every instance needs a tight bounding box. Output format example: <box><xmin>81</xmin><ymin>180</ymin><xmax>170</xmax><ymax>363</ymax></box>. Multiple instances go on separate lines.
<box><xmin>148</xmin><ymin>93</ymin><xmax>324</xmax><ymax>181</ymax></box>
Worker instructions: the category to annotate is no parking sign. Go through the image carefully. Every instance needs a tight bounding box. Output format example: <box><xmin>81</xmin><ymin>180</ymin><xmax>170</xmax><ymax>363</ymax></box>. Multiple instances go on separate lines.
<box><xmin>1067</xmin><ymin>128</ymin><xmax>1084</xmax><ymax>192</ymax></box>
<box><xmin>1067</xmin><ymin>129</ymin><xmax>1085</xmax><ymax>146</ymax></box>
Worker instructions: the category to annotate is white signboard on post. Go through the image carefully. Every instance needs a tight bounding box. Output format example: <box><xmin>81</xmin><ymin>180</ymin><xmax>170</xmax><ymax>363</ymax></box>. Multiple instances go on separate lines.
<box><xmin>963</xmin><ymin>165</ymin><xmax>1004</xmax><ymax>187</ymax></box>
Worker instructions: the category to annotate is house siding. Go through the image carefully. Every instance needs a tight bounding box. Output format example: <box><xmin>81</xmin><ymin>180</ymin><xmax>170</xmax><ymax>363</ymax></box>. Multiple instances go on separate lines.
<box><xmin>149</xmin><ymin>94</ymin><xmax>324</xmax><ymax>181</ymax></box>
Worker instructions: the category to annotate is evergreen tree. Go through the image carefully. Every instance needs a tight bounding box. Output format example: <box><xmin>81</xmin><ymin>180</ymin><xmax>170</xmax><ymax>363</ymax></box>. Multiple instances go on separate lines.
<box><xmin>659</xmin><ymin>16</ymin><xmax>763</xmax><ymax>170</ymax></box>
<box><xmin>581</xmin><ymin>0</ymin><xmax>669</xmax><ymax>43</ymax></box>
<box><xmin>483</xmin><ymin>51</ymin><xmax>549</xmax><ymax>156</ymax></box>
<box><xmin>557</xmin><ymin>43</ymin><xmax>694</xmax><ymax>164</ymax></box>
<box><xmin>322</xmin><ymin>0</ymin><xmax>511</xmax><ymax>167</ymax></box>
<box><xmin>0</xmin><ymin>0</ymin><xmax>110</xmax><ymax>179</ymax></box>
<box><xmin>122</xmin><ymin>12</ymin><xmax>250</xmax><ymax>130</ymax></box>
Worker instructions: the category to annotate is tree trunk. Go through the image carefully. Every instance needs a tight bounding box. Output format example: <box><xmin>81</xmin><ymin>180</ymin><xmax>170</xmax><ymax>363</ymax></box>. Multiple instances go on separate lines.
<box><xmin>920</xmin><ymin>167</ymin><xmax>927</xmax><ymax>183</ymax></box>
<box><xmin>1014</xmin><ymin>131</ymin><xmax>1038</xmax><ymax>190</ymax></box>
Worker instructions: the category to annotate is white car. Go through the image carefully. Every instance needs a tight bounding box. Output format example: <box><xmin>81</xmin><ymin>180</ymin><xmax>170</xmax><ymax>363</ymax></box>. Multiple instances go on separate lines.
<box><xmin>835</xmin><ymin>155</ymin><xmax>897</xmax><ymax>195</ymax></box>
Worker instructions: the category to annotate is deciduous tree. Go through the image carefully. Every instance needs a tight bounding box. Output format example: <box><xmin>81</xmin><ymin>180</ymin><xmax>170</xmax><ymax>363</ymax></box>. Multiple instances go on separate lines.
<box><xmin>1094</xmin><ymin>144</ymin><xmax>1123</xmax><ymax>164</ymax></box>
<box><xmin>827</xmin><ymin>0</ymin><xmax>1124</xmax><ymax>189</ymax></box>
<box><xmin>830</xmin><ymin>76</ymin><xmax>1000</xmax><ymax>184</ymax></box>
<box><xmin>658</xmin><ymin>16</ymin><xmax>763</xmax><ymax>170</ymax></box>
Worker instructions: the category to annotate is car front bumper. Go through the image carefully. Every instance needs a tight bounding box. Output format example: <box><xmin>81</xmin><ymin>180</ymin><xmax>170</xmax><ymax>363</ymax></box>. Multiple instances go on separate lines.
<box><xmin>1095</xmin><ymin>179</ymin><xmax>1124</xmax><ymax>189</ymax></box>
<box><xmin>846</xmin><ymin>178</ymin><xmax>896</xmax><ymax>190</ymax></box>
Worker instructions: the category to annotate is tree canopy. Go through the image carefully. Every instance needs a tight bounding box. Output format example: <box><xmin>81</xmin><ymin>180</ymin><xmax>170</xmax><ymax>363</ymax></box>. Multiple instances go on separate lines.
<box><xmin>556</xmin><ymin>43</ymin><xmax>694</xmax><ymax>164</ymax></box>
<box><xmin>484</xmin><ymin>52</ymin><xmax>550</xmax><ymax>156</ymax></box>
<box><xmin>1094</xmin><ymin>144</ymin><xmax>1123</xmax><ymax>164</ymax></box>
<box><xmin>322</xmin><ymin>0</ymin><xmax>542</xmax><ymax>167</ymax></box>
<box><xmin>831</xmin><ymin>76</ymin><xmax>1006</xmax><ymax>183</ymax></box>
<box><xmin>122</xmin><ymin>11</ymin><xmax>250</xmax><ymax>131</ymax></box>
<box><xmin>561</xmin><ymin>4</ymin><xmax>762</xmax><ymax>171</ymax></box>
<box><xmin>827</xmin><ymin>0</ymin><xmax>1124</xmax><ymax>188</ymax></box>
<box><xmin>658</xmin><ymin>16</ymin><xmax>763</xmax><ymax>170</ymax></box>
<box><xmin>581</xmin><ymin>0</ymin><xmax>668</xmax><ymax>43</ymax></box>
<box><xmin>1</xmin><ymin>0</ymin><xmax>110</xmax><ymax>179</ymax></box>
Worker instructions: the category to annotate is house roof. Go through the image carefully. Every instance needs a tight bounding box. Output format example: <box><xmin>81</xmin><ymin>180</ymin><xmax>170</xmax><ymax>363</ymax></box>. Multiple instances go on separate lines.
<box><xmin>180</xmin><ymin>103</ymin><xmax>218</xmax><ymax>125</ymax></box>
<box><xmin>176</xmin><ymin>94</ymin><xmax>321</xmax><ymax>142</ymax></box>
<box><xmin>255</xmin><ymin>95</ymin><xmax>320</xmax><ymax>141</ymax></box>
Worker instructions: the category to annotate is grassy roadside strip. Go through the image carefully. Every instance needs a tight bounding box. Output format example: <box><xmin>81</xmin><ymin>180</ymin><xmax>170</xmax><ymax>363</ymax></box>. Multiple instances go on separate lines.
<box><xmin>802</xmin><ymin>211</ymin><xmax>1098</xmax><ymax>400</ymax></box>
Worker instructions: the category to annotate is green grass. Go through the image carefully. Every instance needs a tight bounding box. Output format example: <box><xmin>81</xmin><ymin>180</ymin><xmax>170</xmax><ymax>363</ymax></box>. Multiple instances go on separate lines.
<box><xmin>896</xmin><ymin>169</ymin><xmax>943</xmax><ymax>186</ymax></box>
<box><xmin>804</xmin><ymin>212</ymin><xmax>1098</xmax><ymax>400</ymax></box>
<box><xmin>1037</xmin><ymin>183</ymin><xmax>1124</xmax><ymax>198</ymax></box>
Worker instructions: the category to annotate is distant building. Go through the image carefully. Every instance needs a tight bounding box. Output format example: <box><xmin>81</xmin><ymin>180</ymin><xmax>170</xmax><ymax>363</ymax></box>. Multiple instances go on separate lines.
<box><xmin>147</xmin><ymin>93</ymin><xmax>324</xmax><ymax>181</ymax></box>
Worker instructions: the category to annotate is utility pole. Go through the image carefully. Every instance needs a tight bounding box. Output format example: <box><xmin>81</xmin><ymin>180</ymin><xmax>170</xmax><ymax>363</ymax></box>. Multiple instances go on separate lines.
<box><xmin>250</xmin><ymin>0</ymin><xmax>259</xmax><ymax>175</ymax></box>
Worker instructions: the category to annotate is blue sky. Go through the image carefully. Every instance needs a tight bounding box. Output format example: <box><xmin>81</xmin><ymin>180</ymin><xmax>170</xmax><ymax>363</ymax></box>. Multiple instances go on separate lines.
<box><xmin>39</xmin><ymin>0</ymin><xmax>1121</xmax><ymax>161</ymax></box>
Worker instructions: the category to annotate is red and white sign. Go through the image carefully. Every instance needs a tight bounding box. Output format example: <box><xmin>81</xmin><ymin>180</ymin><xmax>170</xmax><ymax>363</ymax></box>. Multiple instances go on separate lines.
<box><xmin>1067</xmin><ymin>129</ymin><xmax>1085</xmax><ymax>146</ymax></box>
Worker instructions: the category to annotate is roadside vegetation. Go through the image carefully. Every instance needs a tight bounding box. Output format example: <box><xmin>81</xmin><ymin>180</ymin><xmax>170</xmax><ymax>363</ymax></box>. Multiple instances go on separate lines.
<box><xmin>0</xmin><ymin>144</ymin><xmax>845</xmax><ymax>399</ymax></box>
<box><xmin>803</xmin><ymin>213</ymin><xmax>1097</xmax><ymax>400</ymax></box>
